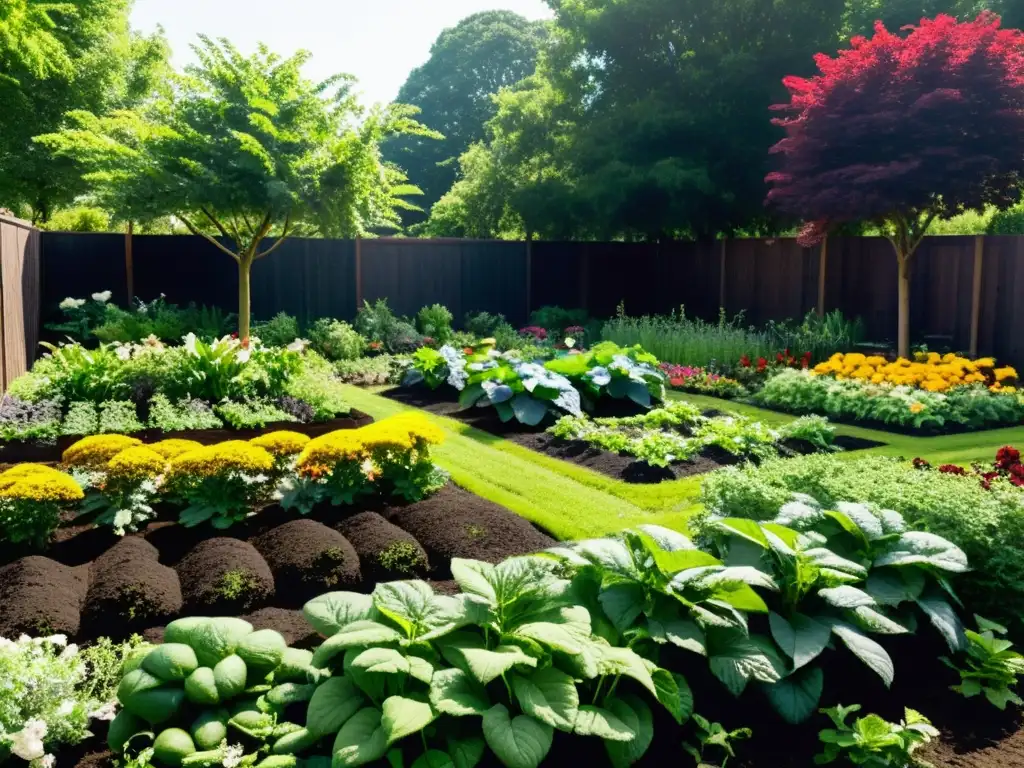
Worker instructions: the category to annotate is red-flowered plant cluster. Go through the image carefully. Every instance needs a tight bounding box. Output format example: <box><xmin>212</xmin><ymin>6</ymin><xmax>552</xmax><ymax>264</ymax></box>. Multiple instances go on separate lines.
<box><xmin>739</xmin><ymin>349</ymin><xmax>811</xmax><ymax>373</ymax></box>
<box><xmin>519</xmin><ymin>326</ymin><xmax>548</xmax><ymax>341</ymax></box>
<box><xmin>659</xmin><ymin>363</ymin><xmax>748</xmax><ymax>398</ymax></box>
<box><xmin>913</xmin><ymin>446</ymin><xmax>1024</xmax><ymax>489</ymax></box>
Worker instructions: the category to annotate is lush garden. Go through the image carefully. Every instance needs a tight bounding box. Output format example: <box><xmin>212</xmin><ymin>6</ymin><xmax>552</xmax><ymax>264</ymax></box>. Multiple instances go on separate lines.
<box><xmin>4</xmin><ymin>290</ymin><xmax>1024</xmax><ymax>768</ymax></box>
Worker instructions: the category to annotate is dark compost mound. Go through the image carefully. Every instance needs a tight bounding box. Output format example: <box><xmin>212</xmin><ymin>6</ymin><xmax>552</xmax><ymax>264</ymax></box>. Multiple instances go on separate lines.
<box><xmin>175</xmin><ymin>538</ymin><xmax>275</xmax><ymax>614</ymax></box>
<box><xmin>250</xmin><ymin>519</ymin><xmax>361</xmax><ymax>605</ymax></box>
<box><xmin>0</xmin><ymin>556</ymin><xmax>89</xmax><ymax>637</ymax></box>
<box><xmin>384</xmin><ymin>484</ymin><xmax>555</xmax><ymax>576</ymax></box>
<box><xmin>334</xmin><ymin>511</ymin><xmax>430</xmax><ymax>582</ymax></box>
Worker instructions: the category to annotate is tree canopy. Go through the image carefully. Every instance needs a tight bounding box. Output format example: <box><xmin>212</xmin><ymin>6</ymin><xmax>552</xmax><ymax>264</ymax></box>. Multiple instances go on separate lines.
<box><xmin>766</xmin><ymin>13</ymin><xmax>1024</xmax><ymax>355</ymax></box>
<box><xmin>38</xmin><ymin>36</ymin><xmax>438</xmax><ymax>336</ymax></box>
<box><xmin>384</xmin><ymin>10</ymin><xmax>547</xmax><ymax>229</ymax></box>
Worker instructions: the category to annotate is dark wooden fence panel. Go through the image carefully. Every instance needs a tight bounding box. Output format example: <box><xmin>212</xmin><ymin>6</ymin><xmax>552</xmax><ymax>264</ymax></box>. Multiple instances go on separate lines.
<box><xmin>458</xmin><ymin>241</ymin><xmax>529</xmax><ymax>327</ymax></box>
<box><xmin>0</xmin><ymin>215</ymin><xmax>41</xmax><ymax>389</ymax></box>
<box><xmin>529</xmin><ymin>242</ymin><xmax>585</xmax><ymax>315</ymax></box>
<box><xmin>979</xmin><ymin>237</ymin><xmax>1024</xmax><ymax>366</ymax></box>
<box><xmin>41</xmin><ymin>232</ymin><xmax>128</xmax><ymax>314</ymax></box>
<box><xmin>132</xmin><ymin>234</ymin><xmax>236</xmax><ymax>310</ymax></box>
<box><xmin>251</xmin><ymin>238</ymin><xmax>355</xmax><ymax>326</ymax></box>
<box><xmin>723</xmin><ymin>239</ymin><xmax>820</xmax><ymax>327</ymax></box>
<box><xmin>910</xmin><ymin>236</ymin><xmax>975</xmax><ymax>352</ymax></box>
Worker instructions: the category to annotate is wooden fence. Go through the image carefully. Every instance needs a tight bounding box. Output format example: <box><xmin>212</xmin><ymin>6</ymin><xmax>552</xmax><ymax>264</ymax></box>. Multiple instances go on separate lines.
<box><xmin>28</xmin><ymin>230</ymin><xmax>1024</xmax><ymax>369</ymax></box>
<box><xmin>0</xmin><ymin>214</ymin><xmax>41</xmax><ymax>389</ymax></box>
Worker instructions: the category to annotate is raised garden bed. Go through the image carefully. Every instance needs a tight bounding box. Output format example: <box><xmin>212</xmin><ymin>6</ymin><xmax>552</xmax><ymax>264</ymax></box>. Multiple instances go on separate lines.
<box><xmin>0</xmin><ymin>409</ymin><xmax>373</xmax><ymax>465</ymax></box>
<box><xmin>0</xmin><ymin>483</ymin><xmax>554</xmax><ymax>644</ymax></box>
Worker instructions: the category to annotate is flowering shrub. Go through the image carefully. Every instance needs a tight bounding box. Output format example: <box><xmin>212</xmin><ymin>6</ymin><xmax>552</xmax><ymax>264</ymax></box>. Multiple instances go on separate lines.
<box><xmin>0</xmin><ymin>464</ymin><xmax>85</xmax><ymax>545</ymax></box>
<box><xmin>287</xmin><ymin>414</ymin><xmax>446</xmax><ymax>511</ymax></box>
<box><xmin>73</xmin><ymin>446</ymin><xmax>167</xmax><ymax>535</ymax></box>
<box><xmin>660</xmin><ymin>362</ymin><xmax>749</xmax><ymax>398</ymax></box>
<box><xmin>250</xmin><ymin>430</ymin><xmax>310</xmax><ymax>457</ymax></box>
<box><xmin>164</xmin><ymin>441</ymin><xmax>275</xmax><ymax>528</ymax></box>
<box><xmin>913</xmin><ymin>445</ymin><xmax>1024</xmax><ymax>490</ymax></box>
<box><xmin>148</xmin><ymin>439</ymin><xmax>204</xmax><ymax>459</ymax></box>
<box><xmin>518</xmin><ymin>325</ymin><xmax>548</xmax><ymax>341</ymax></box>
<box><xmin>62</xmin><ymin>434</ymin><xmax>143</xmax><ymax>469</ymax></box>
<box><xmin>813</xmin><ymin>352</ymin><xmax>1017</xmax><ymax>394</ymax></box>
<box><xmin>0</xmin><ymin>634</ymin><xmax>125</xmax><ymax>767</ymax></box>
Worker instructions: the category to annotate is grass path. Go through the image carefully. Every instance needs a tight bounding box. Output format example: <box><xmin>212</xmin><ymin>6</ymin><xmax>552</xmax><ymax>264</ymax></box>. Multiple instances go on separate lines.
<box><xmin>341</xmin><ymin>385</ymin><xmax>698</xmax><ymax>539</ymax></box>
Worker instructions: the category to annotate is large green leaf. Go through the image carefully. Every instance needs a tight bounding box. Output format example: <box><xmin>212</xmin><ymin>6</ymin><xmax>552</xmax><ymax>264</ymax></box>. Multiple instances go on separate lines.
<box><xmin>654</xmin><ymin>549</ymin><xmax>722</xmax><ymax>576</ymax></box>
<box><xmin>450</xmin><ymin>560</ymin><xmax>497</xmax><ymax>605</ymax></box>
<box><xmin>511</xmin><ymin>668</ymin><xmax>579</xmax><ymax>731</ymax></box>
<box><xmin>712</xmin><ymin>583</ymin><xmax>769</xmax><ymax>614</ymax></box>
<box><xmin>865</xmin><ymin>569</ymin><xmax>926</xmax><ymax>607</ymax></box>
<box><xmin>598</xmin><ymin>584</ymin><xmax>645</xmax><ymax>631</ymax></box>
<box><xmin>647</xmin><ymin>614</ymin><xmax>706</xmax><ymax>656</ymax></box>
<box><xmin>829</xmin><ymin>622</ymin><xmax>894</xmax><ymax>687</ymax></box>
<box><xmin>513</xmin><ymin>620</ymin><xmax>587</xmax><ymax>655</ymax></box>
<box><xmin>769</xmin><ymin>612</ymin><xmax>830</xmax><ymax>671</ymax></box>
<box><xmin>573</xmin><ymin>539</ymin><xmax>638</xmax><ymax>578</ymax></box>
<box><xmin>482</xmin><ymin>704</ymin><xmax>553</xmax><ymax>768</ymax></box>
<box><xmin>818</xmin><ymin>586</ymin><xmax>876</xmax><ymax>609</ymax></box>
<box><xmin>605</xmin><ymin>696</ymin><xmax>654</xmax><ymax>768</ymax></box>
<box><xmin>651</xmin><ymin>668</ymin><xmax>692</xmax><ymax>724</ymax></box>
<box><xmin>573</xmin><ymin>705</ymin><xmax>635</xmax><ymax>741</ymax></box>
<box><xmin>716</xmin><ymin>519</ymin><xmax>769</xmax><ymax>548</ymax></box>
<box><xmin>440</xmin><ymin>637</ymin><xmax>537</xmax><ymax>684</ymax></box>
<box><xmin>312</xmin><ymin>621</ymin><xmax>403</xmax><ymax>667</ymax></box>
<box><xmin>332</xmin><ymin>708</ymin><xmax>387</xmax><ymax>767</ymax></box>
<box><xmin>381</xmin><ymin>695</ymin><xmax>436</xmax><ymax>745</ymax></box>
<box><xmin>373</xmin><ymin>581</ymin><xmax>470</xmax><ymax>642</ymax></box>
<box><xmin>411</xmin><ymin>752</ymin><xmax>453</xmax><ymax>768</ymax></box>
<box><xmin>596</xmin><ymin>646</ymin><xmax>657</xmax><ymax>696</ymax></box>
<box><xmin>306</xmin><ymin>677</ymin><xmax>363</xmax><ymax>737</ymax></box>
<box><xmin>708</xmin><ymin>629</ymin><xmax>785</xmax><ymax>696</ymax></box>
<box><xmin>446</xmin><ymin>735</ymin><xmax>486</xmax><ymax>768</ymax></box>
<box><xmin>428</xmin><ymin>668</ymin><xmax>490</xmax><ymax>717</ymax></box>
<box><xmin>873</xmin><ymin>532</ymin><xmax>968</xmax><ymax>573</ymax></box>
<box><xmin>635</xmin><ymin>525</ymin><xmax>695</xmax><ymax>552</ymax></box>
<box><xmin>763</xmin><ymin>666</ymin><xmax>824</xmax><ymax>725</ymax></box>
<box><xmin>917</xmin><ymin>593</ymin><xmax>967</xmax><ymax>652</ymax></box>
<box><xmin>303</xmin><ymin>593</ymin><xmax>376</xmax><ymax>637</ymax></box>
<box><xmin>351</xmin><ymin>648</ymin><xmax>411</xmax><ymax>676</ymax></box>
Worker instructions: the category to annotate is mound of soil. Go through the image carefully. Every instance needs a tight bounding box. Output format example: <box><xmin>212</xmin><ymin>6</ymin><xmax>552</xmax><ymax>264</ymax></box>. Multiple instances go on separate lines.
<box><xmin>81</xmin><ymin>538</ymin><xmax>182</xmax><ymax>636</ymax></box>
<box><xmin>384</xmin><ymin>484</ymin><xmax>555</xmax><ymax>576</ymax></box>
<box><xmin>334</xmin><ymin>511</ymin><xmax>430</xmax><ymax>582</ymax></box>
<box><xmin>0</xmin><ymin>556</ymin><xmax>88</xmax><ymax>637</ymax></box>
<box><xmin>250</xmin><ymin>519</ymin><xmax>361</xmax><ymax>605</ymax></box>
<box><xmin>240</xmin><ymin>607</ymin><xmax>323</xmax><ymax>649</ymax></box>
<box><xmin>175</xmin><ymin>538</ymin><xmax>274</xmax><ymax>613</ymax></box>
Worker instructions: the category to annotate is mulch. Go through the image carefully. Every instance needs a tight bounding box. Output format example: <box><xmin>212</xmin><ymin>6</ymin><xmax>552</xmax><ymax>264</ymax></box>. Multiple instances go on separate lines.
<box><xmin>0</xmin><ymin>409</ymin><xmax>374</xmax><ymax>465</ymax></box>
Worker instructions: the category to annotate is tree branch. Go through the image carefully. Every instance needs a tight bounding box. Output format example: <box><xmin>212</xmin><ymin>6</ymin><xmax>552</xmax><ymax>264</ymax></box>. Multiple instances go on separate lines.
<box><xmin>241</xmin><ymin>213</ymin><xmax>256</xmax><ymax>237</ymax></box>
<box><xmin>200</xmin><ymin>207</ymin><xmax>233</xmax><ymax>243</ymax></box>
<box><xmin>906</xmin><ymin>209</ymin><xmax>940</xmax><ymax>262</ymax></box>
<box><xmin>255</xmin><ymin>212</ymin><xmax>292</xmax><ymax>259</ymax></box>
<box><xmin>179</xmin><ymin>214</ymin><xmax>241</xmax><ymax>262</ymax></box>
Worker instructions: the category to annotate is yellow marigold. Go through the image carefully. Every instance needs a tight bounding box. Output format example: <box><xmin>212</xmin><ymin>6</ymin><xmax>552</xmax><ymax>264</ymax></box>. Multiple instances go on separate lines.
<box><xmin>379</xmin><ymin>413</ymin><xmax>445</xmax><ymax>446</ymax></box>
<box><xmin>250</xmin><ymin>431</ymin><xmax>311</xmax><ymax>456</ymax></box>
<box><xmin>63</xmin><ymin>435</ymin><xmax>143</xmax><ymax>469</ymax></box>
<box><xmin>995</xmin><ymin>366</ymin><xmax>1018</xmax><ymax>382</ymax></box>
<box><xmin>107</xmin><ymin>446</ymin><xmax>167</xmax><ymax>481</ymax></box>
<box><xmin>990</xmin><ymin>383</ymin><xmax>1004</xmax><ymax>393</ymax></box>
<box><xmin>865</xmin><ymin>356</ymin><xmax>887</xmax><ymax>366</ymax></box>
<box><xmin>296</xmin><ymin>431</ymin><xmax>366</xmax><ymax>473</ymax></box>
<box><xmin>168</xmin><ymin>441</ymin><xmax>274</xmax><ymax>479</ymax></box>
<box><xmin>149</xmin><ymin>439</ymin><xmax>204</xmax><ymax>459</ymax></box>
<box><xmin>926</xmin><ymin>352</ymin><xmax>941</xmax><ymax>364</ymax></box>
<box><xmin>1001</xmin><ymin>386</ymin><xmax>1018</xmax><ymax>394</ymax></box>
<box><xmin>828</xmin><ymin>353</ymin><xmax>844</xmax><ymax>362</ymax></box>
<box><xmin>871</xmin><ymin>373</ymin><xmax>886</xmax><ymax>384</ymax></box>
<box><xmin>920</xmin><ymin>379</ymin><xmax>950</xmax><ymax>393</ymax></box>
<box><xmin>0</xmin><ymin>465</ymin><xmax>83</xmax><ymax>502</ymax></box>
<box><xmin>965</xmin><ymin>373</ymin><xmax>986</xmax><ymax>384</ymax></box>
<box><xmin>909</xmin><ymin>402</ymin><xmax>925</xmax><ymax>414</ymax></box>
<box><xmin>844</xmin><ymin>353</ymin><xmax>866</xmax><ymax>365</ymax></box>
<box><xmin>851</xmin><ymin>366</ymin><xmax>874</xmax><ymax>380</ymax></box>
<box><xmin>942</xmin><ymin>353</ymin><xmax>957</xmax><ymax>363</ymax></box>
<box><xmin>813</xmin><ymin>362</ymin><xmax>833</xmax><ymax>374</ymax></box>
<box><xmin>975</xmin><ymin>357</ymin><xmax>996</xmax><ymax>369</ymax></box>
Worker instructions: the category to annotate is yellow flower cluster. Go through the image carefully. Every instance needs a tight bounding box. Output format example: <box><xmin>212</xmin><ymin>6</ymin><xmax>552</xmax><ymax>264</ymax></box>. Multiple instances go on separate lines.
<box><xmin>63</xmin><ymin>435</ymin><xmax>143</xmax><ymax>469</ymax></box>
<box><xmin>813</xmin><ymin>352</ymin><xmax>1018</xmax><ymax>394</ymax></box>
<box><xmin>149</xmin><ymin>439</ymin><xmax>203</xmax><ymax>459</ymax></box>
<box><xmin>106</xmin><ymin>446</ymin><xmax>168</xmax><ymax>481</ymax></box>
<box><xmin>0</xmin><ymin>464</ymin><xmax>84</xmax><ymax>503</ymax></box>
<box><xmin>250</xmin><ymin>431</ymin><xmax>311</xmax><ymax>456</ymax></box>
<box><xmin>167</xmin><ymin>440</ymin><xmax>274</xmax><ymax>479</ymax></box>
<box><xmin>296</xmin><ymin>414</ymin><xmax>444</xmax><ymax>476</ymax></box>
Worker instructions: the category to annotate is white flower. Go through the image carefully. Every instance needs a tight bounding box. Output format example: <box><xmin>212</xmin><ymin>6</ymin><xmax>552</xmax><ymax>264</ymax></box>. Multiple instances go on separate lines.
<box><xmin>60</xmin><ymin>643</ymin><xmax>78</xmax><ymax>659</ymax></box>
<box><xmin>222</xmin><ymin>744</ymin><xmax>244</xmax><ymax>768</ymax></box>
<box><xmin>184</xmin><ymin>333</ymin><xmax>198</xmax><ymax>356</ymax></box>
<box><xmin>57</xmin><ymin>700</ymin><xmax>76</xmax><ymax>716</ymax></box>
<box><xmin>59</xmin><ymin>297</ymin><xmax>86</xmax><ymax>311</ymax></box>
<box><xmin>41</xmin><ymin>754</ymin><xmax>56</xmax><ymax>768</ymax></box>
<box><xmin>91</xmin><ymin>291</ymin><xmax>112</xmax><ymax>303</ymax></box>
<box><xmin>43</xmin><ymin>634</ymin><xmax>67</xmax><ymax>648</ymax></box>
<box><xmin>235</xmin><ymin>348</ymin><xmax>251</xmax><ymax>364</ymax></box>
<box><xmin>89</xmin><ymin>700</ymin><xmax>119</xmax><ymax>721</ymax></box>
<box><xmin>287</xmin><ymin>338</ymin><xmax>309</xmax><ymax>353</ymax></box>
<box><xmin>115</xmin><ymin>345</ymin><xmax>132</xmax><ymax>361</ymax></box>
<box><xmin>11</xmin><ymin>720</ymin><xmax>48</xmax><ymax>761</ymax></box>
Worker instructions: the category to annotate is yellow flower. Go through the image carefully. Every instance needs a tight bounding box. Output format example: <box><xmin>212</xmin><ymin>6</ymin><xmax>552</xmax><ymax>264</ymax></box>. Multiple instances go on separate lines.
<box><xmin>63</xmin><ymin>435</ymin><xmax>143</xmax><ymax>469</ymax></box>
<box><xmin>107</xmin><ymin>446</ymin><xmax>167</xmax><ymax>481</ymax></box>
<box><xmin>1001</xmin><ymin>386</ymin><xmax>1018</xmax><ymax>394</ymax></box>
<box><xmin>0</xmin><ymin>464</ymin><xmax>83</xmax><ymax>502</ymax></box>
<box><xmin>995</xmin><ymin>366</ymin><xmax>1018</xmax><ymax>382</ymax></box>
<box><xmin>865</xmin><ymin>356</ymin><xmax>887</xmax><ymax>366</ymax></box>
<box><xmin>909</xmin><ymin>402</ymin><xmax>925</xmax><ymax>414</ymax></box>
<box><xmin>168</xmin><ymin>441</ymin><xmax>274</xmax><ymax>479</ymax></box>
<box><xmin>844</xmin><ymin>353</ymin><xmax>866</xmax><ymax>366</ymax></box>
<box><xmin>251</xmin><ymin>431</ymin><xmax>311</xmax><ymax>456</ymax></box>
<box><xmin>975</xmin><ymin>357</ymin><xmax>996</xmax><ymax>369</ymax></box>
<box><xmin>942</xmin><ymin>353</ymin><xmax>957</xmax><ymax>363</ymax></box>
<box><xmin>297</xmin><ymin>431</ymin><xmax>366</xmax><ymax>475</ymax></box>
<box><xmin>149</xmin><ymin>439</ymin><xmax>204</xmax><ymax>459</ymax></box>
<box><xmin>871</xmin><ymin>373</ymin><xmax>886</xmax><ymax>384</ymax></box>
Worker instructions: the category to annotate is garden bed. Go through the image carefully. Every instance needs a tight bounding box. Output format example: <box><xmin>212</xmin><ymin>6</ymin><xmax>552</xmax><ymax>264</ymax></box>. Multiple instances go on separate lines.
<box><xmin>0</xmin><ymin>482</ymin><xmax>555</xmax><ymax>644</ymax></box>
<box><xmin>0</xmin><ymin>409</ymin><xmax>373</xmax><ymax>465</ymax></box>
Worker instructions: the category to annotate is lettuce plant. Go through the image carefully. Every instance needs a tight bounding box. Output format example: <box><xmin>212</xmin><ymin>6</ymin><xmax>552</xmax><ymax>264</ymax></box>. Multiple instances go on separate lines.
<box><xmin>814</xmin><ymin>705</ymin><xmax>938</xmax><ymax>767</ymax></box>
<box><xmin>942</xmin><ymin>615</ymin><xmax>1024</xmax><ymax>709</ymax></box>
<box><xmin>300</xmin><ymin>556</ymin><xmax>686</xmax><ymax>768</ymax></box>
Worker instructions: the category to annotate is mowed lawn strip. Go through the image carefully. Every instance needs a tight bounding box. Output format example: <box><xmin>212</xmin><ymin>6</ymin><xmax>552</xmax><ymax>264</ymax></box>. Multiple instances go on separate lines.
<box><xmin>340</xmin><ymin>385</ymin><xmax>698</xmax><ymax>538</ymax></box>
<box><xmin>667</xmin><ymin>391</ymin><xmax>1024</xmax><ymax>465</ymax></box>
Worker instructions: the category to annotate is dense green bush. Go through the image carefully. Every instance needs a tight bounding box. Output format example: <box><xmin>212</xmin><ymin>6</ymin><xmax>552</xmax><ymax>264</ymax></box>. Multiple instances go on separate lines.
<box><xmin>416</xmin><ymin>303</ymin><xmax>454</xmax><ymax>342</ymax></box>
<box><xmin>383</xmin><ymin>321</ymin><xmax>425</xmax><ymax>354</ymax></box>
<box><xmin>307</xmin><ymin>318</ymin><xmax>366</xmax><ymax>361</ymax></box>
<box><xmin>335</xmin><ymin>354</ymin><xmax>409</xmax><ymax>386</ymax></box>
<box><xmin>353</xmin><ymin>298</ymin><xmax>398</xmax><ymax>342</ymax></box>
<box><xmin>252</xmin><ymin>312</ymin><xmax>300</xmax><ymax>347</ymax></box>
<box><xmin>464</xmin><ymin>310</ymin><xmax>507</xmax><ymax>337</ymax></box>
<box><xmin>698</xmin><ymin>453</ymin><xmax>1024</xmax><ymax>621</ymax></box>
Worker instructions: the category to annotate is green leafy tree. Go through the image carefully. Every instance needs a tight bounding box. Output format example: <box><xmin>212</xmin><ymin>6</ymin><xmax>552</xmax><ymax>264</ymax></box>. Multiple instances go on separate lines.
<box><xmin>385</xmin><ymin>11</ymin><xmax>547</xmax><ymax>228</ymax></box>
<box><xmin>0</xmin><ymin>0</ymin><xmax>171</xmax><ymax>222</ymax></box>
<box><xmin>38</xmin><ymin>36</ymin><xmax>438</xmax><ymax>338</ymax></box>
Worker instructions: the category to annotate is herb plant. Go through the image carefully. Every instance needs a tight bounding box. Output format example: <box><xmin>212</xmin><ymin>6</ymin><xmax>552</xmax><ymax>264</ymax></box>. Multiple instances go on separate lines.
<box><xmin>215</xmin><ymin>400</ymin><xmax>297</xmax><ymax>429</ymax></box>
<box><xmin>815</xmin><ymin>705</ymin><xmax>938</xmax><ymax>767</ymax></box>
<box><xmin>942</xmin><ymin>615</ymin><xmax>1024</xmax><ymax>710</ymax></box>
<box><xmin>682</xmin><ymin>714</ymin><xmax>751</xmax><ymax>767</ymax></box>
<box><xmin>99</xmin><ymin>400</ymin><xmax>146</xmax><ymax>434</ymax></box>
<box><xmin>0</xmin><ymin>396</ymin><xmax>63</xmax><ymax>442</ymax></box>
<box><xmin>147</xmin><ymin>395</ymin><xmax>223</xmax><ymax>432</ymax></box>
<box><xmin>308</xmin><ymin>319</ymin><xmax>366</xmax><ymax>362</ymax></box>
<box><xmin>416</xmin><ymin>304</ymin><xmax>454</xmax><ymax>343</ymax></box>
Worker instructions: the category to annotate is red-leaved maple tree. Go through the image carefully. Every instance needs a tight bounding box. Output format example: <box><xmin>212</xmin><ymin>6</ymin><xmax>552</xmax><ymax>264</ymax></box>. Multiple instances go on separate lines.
<box><xmin>766</xmin><ymin>13</ymin><xmax>1024</xmax><ymax>357</ymax></box>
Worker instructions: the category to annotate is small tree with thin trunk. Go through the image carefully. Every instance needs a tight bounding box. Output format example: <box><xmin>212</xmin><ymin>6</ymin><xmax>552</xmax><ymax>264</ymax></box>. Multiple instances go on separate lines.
<box><xmin>766</xmin><ymin>13</ymin><xmax>1024</xmax><ymax>357</ymax></box>
<box><xmin>37</xmin><ymin>36</ymin><xmax>437</xmax><ymax>339</ymax></box>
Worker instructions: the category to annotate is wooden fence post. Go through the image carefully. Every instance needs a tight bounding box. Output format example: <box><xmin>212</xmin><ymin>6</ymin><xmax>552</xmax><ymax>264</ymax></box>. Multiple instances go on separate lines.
<box><xmin>718</xmin><ymin>238</ymin><xmax>727</xmax><ymax>310</ymax></box>
<box><xmin>817</xmin><ymin>236</ymin><xmax>828</xmax><ymax>317</ymax></box>
<box><xmin>969</xmin><ymin>235</ymin><xmax>985</xmax><ymax>358</ymax></box>
<box><xmin>0</xmin><ymin>220</ymin><xmax>6</xmax><ymax>391</ymax></box>
<box><xmin>125</xmin><ymin>221</ymin><xmax>134</xmax><ymax>300</ymax></box>
<box><xmin>354</xmin><ymin>236</ymin><xmax>363</xmax><ymax>314</ymax></box>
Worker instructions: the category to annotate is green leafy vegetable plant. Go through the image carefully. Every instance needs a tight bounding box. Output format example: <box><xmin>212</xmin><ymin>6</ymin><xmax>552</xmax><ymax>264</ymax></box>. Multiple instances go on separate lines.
<box><xmin>416</xmin><ymin>304</ymin><xmax>454</xmax><ymax>343</ymax></box>
<box><xmin>942</xmin><ymin>615</ymin><xmax>1024</xmax><ymax>710</ymax></box>
<box><xmin>682</xmin><ymin>714</ymin><xmax>751</xmax><ymax>767</ymax></box>
<box><xmin>815</xmin><ymin>704</ymin><xmax>938</xmax><ymax>767</ymax></box>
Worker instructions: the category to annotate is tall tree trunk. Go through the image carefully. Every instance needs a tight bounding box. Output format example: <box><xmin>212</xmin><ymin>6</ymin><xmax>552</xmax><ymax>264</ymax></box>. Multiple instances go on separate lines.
<box><xmin>238</xmin><ymin>257</ymin><xmax>252</xmax><ymax>340</ymax></box>
<box><xmin>896</xmin><ymin>250</ymin><xmax>911</xmax><ymax>359</ymax></box>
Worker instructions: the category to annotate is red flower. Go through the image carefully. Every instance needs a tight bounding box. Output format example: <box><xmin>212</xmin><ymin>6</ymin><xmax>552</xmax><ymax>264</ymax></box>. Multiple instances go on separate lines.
<box><xmin>996</xmin><ymin>446</ymin><xmax>1021</xmax><ymax>470</ymax></box>
<box><xmin>938</xmin><ymin>464</ymin><xmax>966</xmax><ymax>475</ymax></box>
<box><xmin>912</xmin><ymin>457</ymin><xmax>931</xmax><ymax>470</ymax></box>
<box><xmin>231</xmin><ymin>332</ymin><xmax>239</xmax><ymax>339</ymax></box>
<box><xmin>740</xmin><ymin>355</ymin><xmax>751</xmax><ymax>368</ymax></box>
<box><xmin>776</xmin><ymin>352</ymin><xmax>785</xmax><ymax>363</ymax></box>
<box><xmin>757</xmin><ymin>357</ymin><xmax>768</xmax><ymax>372</ymax></box>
